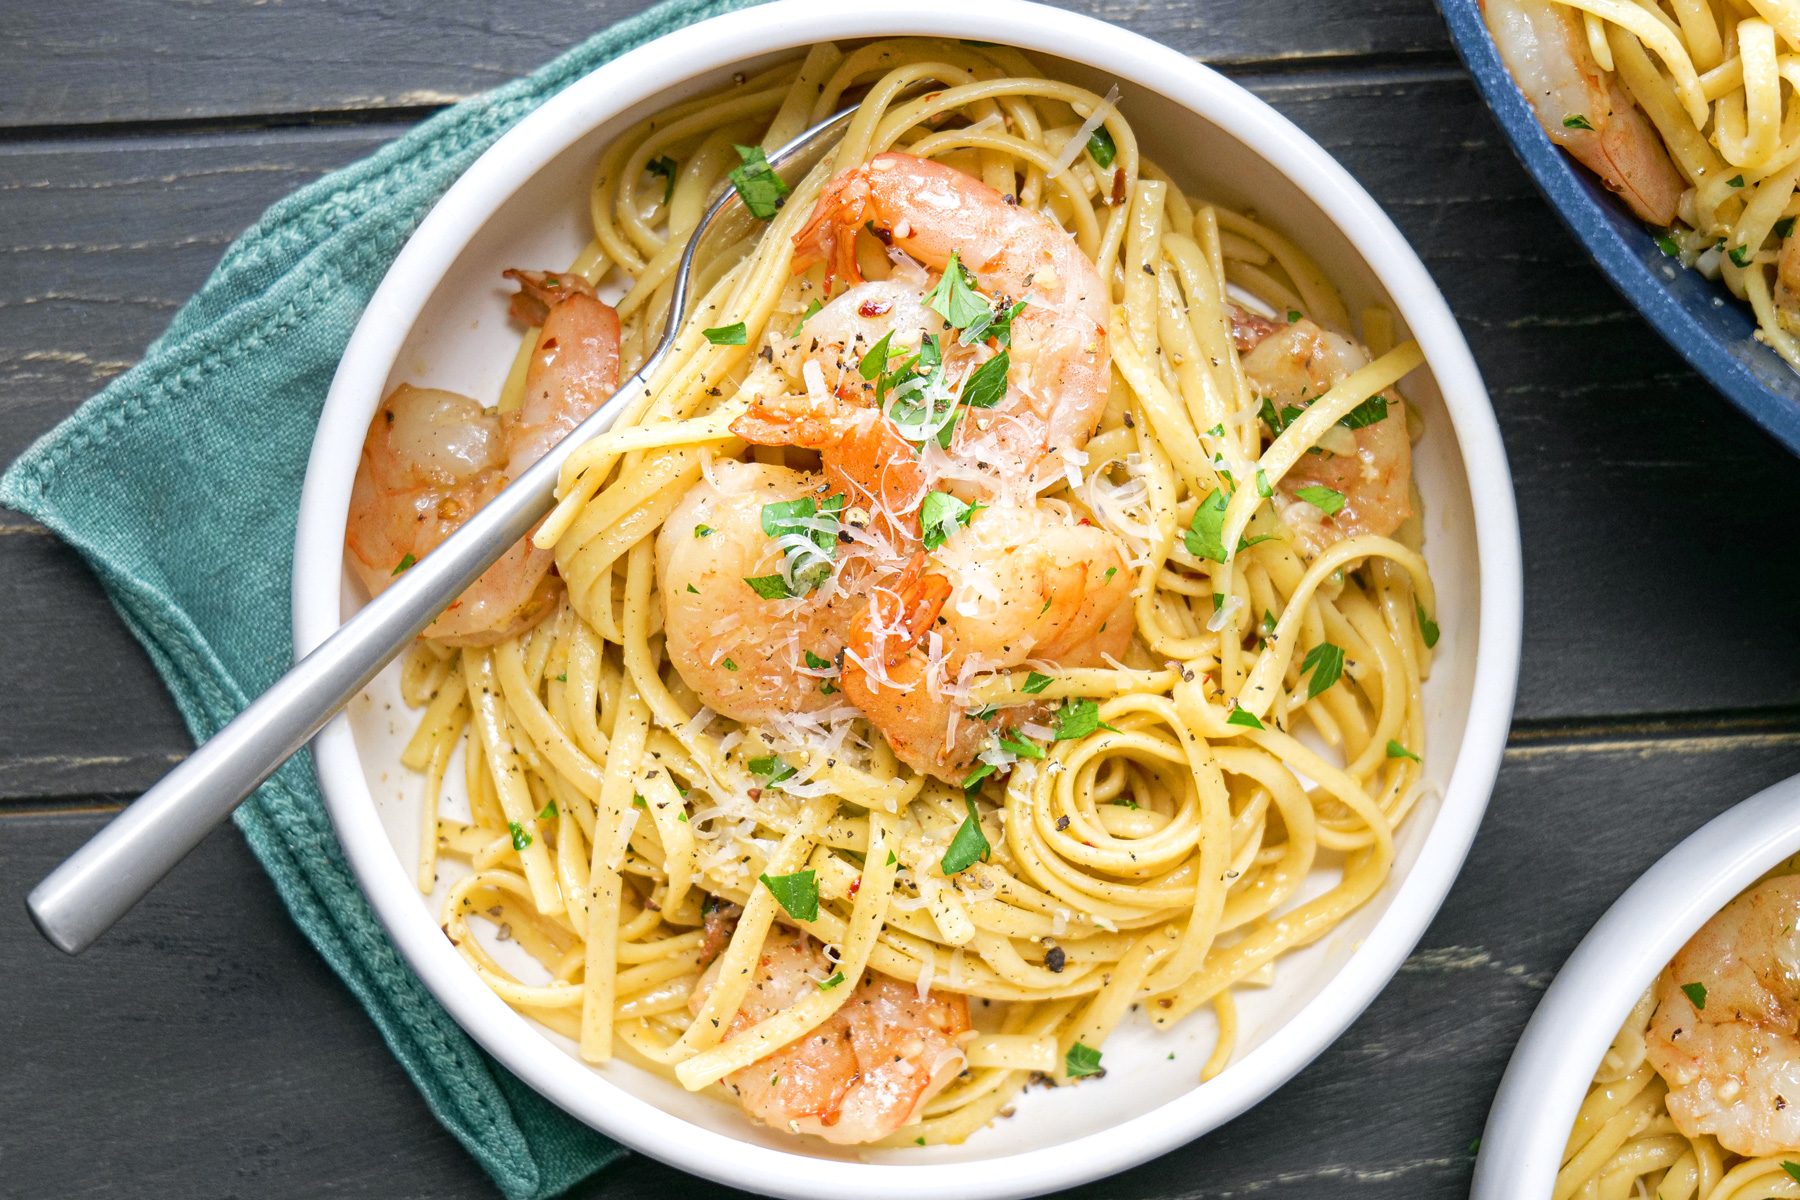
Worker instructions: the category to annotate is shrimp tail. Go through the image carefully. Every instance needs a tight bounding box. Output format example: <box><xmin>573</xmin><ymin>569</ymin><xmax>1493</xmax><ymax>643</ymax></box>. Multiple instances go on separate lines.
<box><xmin>792</xmin><ymin>166</ymin><xmax>874</xmax><ymax>292</ymax></box>
<box><xmin>504</xmin><ymin>268</ymin><xmax>598</xmax><ymax>327</ymax></box>
<box><xmin>850</xmin><ymin>554</ymin><xmax>952</xmax><ymax>671</ymax></box>
<box><xmin>731</xmin><ymin>393</ymin><xmax>926</xmax><ymax>541</ymax></box>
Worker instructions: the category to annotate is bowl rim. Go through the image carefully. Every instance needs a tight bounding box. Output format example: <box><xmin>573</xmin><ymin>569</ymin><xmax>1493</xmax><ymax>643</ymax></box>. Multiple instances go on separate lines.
<box><xmin>1436</xmin><ymin>0</ymin><xmax>1800</xmax><ymax>458</ymax></box>
<box><xmin>291</xmin><ymin>2</ymin><xmax>1525</xmax><ymax>1195</ymax></box>
<box><xmin>1471</xmin><ymin>772</ymin><xmax>1800</xmax><ymax>1196</ymax></box>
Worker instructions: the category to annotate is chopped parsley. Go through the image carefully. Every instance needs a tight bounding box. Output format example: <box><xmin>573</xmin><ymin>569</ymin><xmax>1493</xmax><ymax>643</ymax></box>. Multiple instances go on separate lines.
<box><xmin>758</xmin><ymin>869</ymin><xmax>819</xmax><ymax>922</ymax></box>
<box><xmin>942</xmin><ymin>796</ymin><xmax>992</xmax><ymax>874</ymax></box>
<box><xmin>1729</xmin><ymin>243</ymin><xmax>1753</xmax><ymax>268</ymax></box>
<box><xmin>693</xmin><ymin>524</ymin><xmax>715</xmax><ymax>538</ymax></box>
<box><xmin>1339</xmin><ymin>394</ymin><xmax>1390</xmax><ymax>430</ymax></box>
<box><xmin>1416</xmin><ymin>601</ymin><xmax>1440</xmax><ymax>649</ymax></box>
<box><xmin>1184</xmin><ymin>488</ymin><xmax>1229</xmax><ymax>563</ymax></box>
<box><xmin>803</xmin><ymin>649</ymin><xmax>834</xmax><ymax>670</ymax></box>
<box><xmin>997</xmin><ymin>728</ymin><xmax>1045</xmax><ymax>759</ymax></box>
<box><xmin>1655</xmin><ymin>230</ymin><xmax>1681</xmax><ymax>257</ymax></box>
<box><xmin>748</xmin><ymin>755</ymin><xmax>797</xmax><ymax>788</ymax></box>
<box><xmin>646</xmin><ymin>154</ymin><xmax>678</xmax><ymax>205</ymax></box>
<box><xmin>961</xmin><ymin>761</ymin><xmax>997</xmax><ymax>797</ymax></box>
<box><xmin>1286</xmin><ymin>309</ymin><xmax>1302</xmax><ymax>323</ymax></box>
<box><xmin>703</xmin><ymin>321</ymin><xmax>747</xmax><ymax>346</ymax></box>
<box><xmin>1728</xmin><ymin>174</ymin><xmax>1746</xmax><ymax>188</ymax></box>
<box><xmin>1300</xmin><ymin>642</ymin><xmax>1345</xmax><ymax>699</ymax></box>
<box><xmin>1562</xmin><ymin>114</ymin><xmax>1594</xmax><ymax>131</ymax></box>
<box><xmin>538</xmin><ymin>800</ymin><xmax>557</xmax><ymax>820</ymax></box>
<box><xmin>1779</xmin><ymin>217</ymin><xmax>1798</xmax><ymax>240</ymax></box>
<box><xmin>817</xmin><ymin>970</ymin><xmax>846</xmax><ymax>991</ymax></box>
<box><xmin>1681</xmin><ymin>981</ymin><xmax>1707</xmax><ymax>1010</ymax></box>
<box><xmin>791</xmin><ymin>297</ymin><xmax>823</xmax><ymax>336</ymax></box>
<box><xmin>1065</xmin><ymin>1041</ymin><xmax>1104</xmax><ymax>1079</ymax></box>
<box><xmin>750</xmin><ymin>493</ymin><xmax>846</xmax><ymax>596</ymax></box>
<box><xmin>391</xmin><ymin>553</ymin><xmax>416</xmax><ymax>575</ymax></box>
<box><xmin>728</xmin><ymin>144</ymin><xmax>789</xmax><ymax>219</ymax></box>
<box><xmin>1783</xmin><ymin>1162</ymin><xmax>1800</xmax><ymax>1183</ymax></box>
<box><xmin>924</xmin><ymin>251</ymin><xmax>991</xmax><ymax>329</ymax></box>
<box><xmin>963</xmin><ymin>299</ymin><xmax>1026</xmax><ymax>348</ymax></box>
<box><xmin>722</xmin><ymin>658</ymin><xmax>738</xmax><ymax>671</ymax></box>
<box><xmin>686</xmin><ymin>583</ymin><xmax>698</xmax><ymax>594</ymax></box>
<box><xmin>1256</xmin><ymin>469</ymin><xmax>1272</xmax><ymax>498</ymax></box>
<box><xmin>858</xmin><ymin>330</ymin><xmax>895</xmax><ymax>380</ymax></box>
<box><xmin>920</xmin><ymin>490</ymin><xmax>982</xmax><ymax>551</ymax></box>
<box><xmin>1226</xmin><ymin>706</ymin><xmax>1264</xmax><ymax>730</ymax></box>
<box><xmin>1053</xmin><ymin>697</ymin><xmax>1114</xmax><ymax>740</ymax></box>
<box><xmin>1295</xmin><ymin>484</ymin><xmax>1345</xmax><ymax>515</ymax></box>
<box><xmin>1087</xmin><ymin>126</ymin><xmax>1117</xmax><ymax>168</ymax></box>
<box><xmin>1022</xmin><ymin>671</ymin><xmax>1054</xmax><ymax>694</ymax></box>
<box><xmin>1386</xmin><ymin>740</ymin><xmax>1420</xmax><ymax>762</ymax></box>
<box><xmin>959</xmin><ymin>349</ymin><xmax>1010</xmax><ymax>410</ymax></box>
<box><xmin>631</xmin><ymin>793</ymin><xmax>647</xmax><ymax>810</ymax></box>
<box><xmin>1260</xmin><ymin>395</ymin><xmax>1305</xmax><ymax>436</ymax></box>
<box><xmin>508</xmin><ymin>821</ymin><xmax>532</xmax><ymax>851</ymax></box>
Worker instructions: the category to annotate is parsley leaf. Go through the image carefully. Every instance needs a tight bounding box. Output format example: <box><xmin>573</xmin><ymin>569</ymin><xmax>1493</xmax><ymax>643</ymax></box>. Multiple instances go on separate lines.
<box><xmin>1655</xmin><ymin>230</ymin><xmax>1680</xmax><ymax>257</ymax></box>
<box><xmin>997</xmin><ymin>729</ymin><xmax>1045</xmax><ymax>759</ymax></box>
<box><xmin>858</xmin><ymin>330</ymin><xmax>894</xmax><ymax>380</ymax></box>
<box><xmin>759</xmin><ymin>869</ymin><xmax>819</xmax><ymax>921</ymax></box>
<box><xmin>508</xmin><ymin>821</ymin><xmax>532</xmax><ymax>851</ymax></box>
<box><xmin>1226</xmin><ymin>706</ymin><xmax>1264</xmax><ymax>730</ymax></box>
<box><xmin>1339</xmin><ymin>394</ymin><xmax>1389</xmax><ymax>430</ymax></box>
<box><xmin>1300</xmin><ymin>642</ymin><xmax>1345</xmax><ymax>699</ymax></box>
<box><xmin>744</xmin><ymin>574</ymin><xmax>795</xmax><ymax>600</ymax></box>
<box><xmin>729</xmin><ymin>144</ymin><xmax>789</xmax><ymax>219</ymax></box>
<box><xmin>1562</xmin><ymin>114</ymin><xmax>1594</xmax><ymax>131</ymax></box>
<box><xmin>1779</xmin><ymin>216</ymin><xmax>1798</xmax><ymax>240</ymax></box>
<box><xmin>694</xmin><ymin>524</ymin><xmax>714</xmax><ymax>538</ymax></box>
<box><xmin>790</xmin><ymin>297</ymin><xmax>823</xmax><ymax>336</ymax></box>
<box><xmin>1416</xmin><ymin>601</ymin><xmax>1440</xmax><ymax>649</ymax></box>
<box><xmin>1053</xmin><ymin>698</ymin><xmax>1112</xmax><ymax>740</ymax></box>
<box><xmin>817</xmin><ymin>970</ymin><xmax>846</xmax><ymax>991</ymax></box>
<box><xmin>1022</xmin><ymin>671</ymin><xmax>1054</xmax><ymax>694</ymax></box>
<box><xmin>748</xmin><ymin>755</ymin><xmax>797</xmax><ymax>788</ymax></box>
<box><xmin>1087</xmin><ymin>126</ymin><xmax>1117</xmax><ymax>168</ymax></box>
<box><xmin>960</xmin><ymin>349</ymin><xmax>1010</xmax><ymax>410</ymax></box>
<box><xmin>758</xmin><ymin>494</ymin><xmax>846</xmax><ymax>594</ymax></box>
<box><xmin>1728</xmin><ymin>173</ymin><xmax>1745</xmax><ymax>188</ymax></box>
<box><xmin>1184</xmin><ymin>489</ymin><xmax>1229</xmax><ymax>563</ymax></box>
<box><xmin>921</xmin><ymin>490</ymin><xmax>981</xmax><ymax>551</ymax></box>
<box><xmin>962</xmin><ymin>299</ymin><xmax>1027</xmax><ymax>348</ymax></box>
<box><xmin>703</xmin><ymin>321</ymin><xmax>747</xmax><ymax>346</ymax></box>
<box><xmin>1295</xmin><ymin>484</ymin><xmax>1345</xmax><ymax>515</ymax></box>
<box><xmin>646</xmin><ymin>154</ymin><xmax>678</xmax><ymax>205</ymax></box>
<box><xmin>1681</xmin><ymin>981</ymin><xmax>1707</xmax><ymax>1010</ymax></box>
<box><xmin>925</xmin><ymin>251</ymin><xmax>990</xmax><ymax>329</ymax></box>
<box><xmin>1256</xmin><ymin>469</ymin><xmax>1272</xmax><ymax>498</ymax></box>
<box><xmin>961</xmin><ymin>761</ymin><xmax>997</xmax><ymax>798</ymax></box>
<box><xmin>803</xmin><ymin>649</ymin><xmax>834</xmax><ymax>671</ymax></box>
<box><xmin>391</xmin><ymin>553</ymin><xmax>416</xmax><ymax>576</ymax></box>
<box><xmin>1065</xmin><ymin>1041</ymin><xmax>1104</xmax><ymax>1078</ymax></box>
<box><xmin>538</xmin><ymin>800</ymin><xmax>557</xmax><ymax>820</ymax></box>
<box><xmin>1783</xmin><ymin>1162</ymin><xmax>1800</xmax><ymax>1183</ymax></box>
<box><xmin>1386</xmin><ymin>740</ymin><xmax>1420</xmax><ymax>762</ymax></box>
<box><xmin>1729</xmin><ymin>243</ymin><xmax>1753</xmax><ymax>268</ymax></box>
<box><xmin>942</xmin><ymin>796</ymin><xmax>992</xmax><ymax>874</ymax></box>
<box><xmin>1259</xmin><ymin>395</ymin><xmax>1305</xmax><ymax>436</ymax></box>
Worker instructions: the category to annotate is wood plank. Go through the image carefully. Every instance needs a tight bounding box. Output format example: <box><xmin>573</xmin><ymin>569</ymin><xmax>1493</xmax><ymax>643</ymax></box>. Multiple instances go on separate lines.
<box><xmin>0</xmin><ymin>0</ymin><xmax>1452</xmax><ymax>130</ymax></box>
<box><xmin>9</xmin><ymin>730</ymin><xmax>1797</xmax><ymax>1197</ymax></box>
<box><xmin>4</xmin><ymin>75</ymin><xmax>1799</xmax><ymax>804</ymax></box>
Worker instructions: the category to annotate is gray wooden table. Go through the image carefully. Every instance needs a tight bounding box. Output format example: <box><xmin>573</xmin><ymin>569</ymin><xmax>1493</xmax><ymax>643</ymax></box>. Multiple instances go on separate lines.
<box><xmin>5</xmin><ymin>2</ymin><xmax>1800</xmax><ymax>1196</ymax></box>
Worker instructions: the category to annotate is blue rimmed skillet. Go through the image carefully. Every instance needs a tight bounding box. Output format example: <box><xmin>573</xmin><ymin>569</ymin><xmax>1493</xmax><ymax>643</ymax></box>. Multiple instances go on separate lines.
<box><xmin>1437</xmin><ymin>0</ymin><xmax>1800</xmax><ymax>455</ymax></box>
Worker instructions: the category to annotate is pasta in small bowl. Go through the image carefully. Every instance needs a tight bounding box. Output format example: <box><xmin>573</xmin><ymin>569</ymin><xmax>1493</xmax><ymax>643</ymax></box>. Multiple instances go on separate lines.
<box><xmin>1474</xmin><ymin>774</ymin><xmax>1800</xmax><ymax>1198</ymax></box>
<box><xmin>292</xmin><ymin>0</ymin><xmax>1520</xmax><ymax>1196</ymax></box>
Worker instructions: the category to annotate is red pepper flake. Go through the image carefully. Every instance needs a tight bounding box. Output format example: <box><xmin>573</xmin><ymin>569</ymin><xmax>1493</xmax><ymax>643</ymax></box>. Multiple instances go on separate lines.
<box><xmin>848</xmin><ymin>875</ymin><xmax>862</xmax><ymax>898</ymax></box>
<box><xmin>1110</xmin><ymin>168</ymin><xmax>1127</xmax><ymax>206</ymax></box>
<box><xmin>858</xmin><ymin>299</ymin><xmax>892</xmax><ymax>318</ymax></box>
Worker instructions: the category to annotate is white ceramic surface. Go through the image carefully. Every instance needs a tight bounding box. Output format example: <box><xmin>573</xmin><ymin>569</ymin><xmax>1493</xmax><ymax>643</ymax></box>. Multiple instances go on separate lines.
<box><xmin>1473</xmin><ymin>774</ymin><xmax>1800</xmax><ymax>1196</ymax></box>
<box><xmin>291</xmin><ymin>2</ymin><xmax>1523</xmax><ymax>1196</ymax></box>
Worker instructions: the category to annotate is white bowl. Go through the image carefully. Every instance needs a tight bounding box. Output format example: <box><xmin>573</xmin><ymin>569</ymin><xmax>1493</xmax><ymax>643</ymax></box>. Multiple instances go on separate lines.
<box><xmin>1472</xmin><ymin>773</ymin><xmax>1800</xmax><ymax>1196</ymax></box>
<box><xmin>291</xmin><ymin>2</ymin><xmax>1523</xmax><ymax>1195</ymax></box>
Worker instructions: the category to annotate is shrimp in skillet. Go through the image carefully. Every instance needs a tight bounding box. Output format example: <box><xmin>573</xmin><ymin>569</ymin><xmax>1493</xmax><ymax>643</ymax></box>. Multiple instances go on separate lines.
<box><xmin>1645</xmin><ymin>873</ymin><xmax>1800</xmax><ymax>1157</ymax></box>
<box><xmin>1482</xmin><ymin>0</ymin><xmax>1684</xmax><ymax>225</ymax></box>
<box><xmin>690</xmin><ymin>932</ymin><xmax>970</xmax><ymax>1144</ymax></box>
<box><xmin>793</xmin><ymin>151</ymin><xmax>1111</xmax><ymax>491</ymax></box>
<box><xmin>347</xmin><ymin>271</ymin><xmax>620</xmax><ymax>645</ymax></box>
<box><xmin>1239</xmin><ymin>317</ymin><xmax>1413</xmax><ymax>555</ymax></box>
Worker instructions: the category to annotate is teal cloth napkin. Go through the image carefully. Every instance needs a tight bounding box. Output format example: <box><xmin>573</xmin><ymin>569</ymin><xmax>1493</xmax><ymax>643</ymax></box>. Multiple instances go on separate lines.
<box><xmin>0</xmin><ymin>1</ymin><xmax>768</xmax><ymax>1195</ymax></box>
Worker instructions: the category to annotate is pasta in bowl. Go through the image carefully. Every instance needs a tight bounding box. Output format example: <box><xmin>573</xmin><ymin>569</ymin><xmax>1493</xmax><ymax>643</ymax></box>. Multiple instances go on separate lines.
<box><xmin>294</xmin><ymin>2</ymin><xmax>1519</xmax><ymax>1195</ymax></box>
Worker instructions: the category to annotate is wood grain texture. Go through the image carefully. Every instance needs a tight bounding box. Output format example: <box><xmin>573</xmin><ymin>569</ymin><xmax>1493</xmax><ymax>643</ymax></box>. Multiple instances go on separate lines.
<box><xmin>11</xmin><ymin>733</ymin><xmax>1798</xmax><ymax>1198</ymax></box>
<box><xmin>0</xmin><ymin>0</ymin><xmax>1453</xmax><ymax>129</ymax></box>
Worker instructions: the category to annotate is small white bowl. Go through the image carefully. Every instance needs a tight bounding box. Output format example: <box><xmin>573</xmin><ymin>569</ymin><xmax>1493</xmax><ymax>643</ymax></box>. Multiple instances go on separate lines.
<box><xmin>291</xmin><ymin>2</ymin><xmax>1523</xmax><ymax>1196</ymax></box>
<box><xmin>1473</xmin><ymin>773</ymin><xmax>1800</xmax><ymax>1196</ymax></box>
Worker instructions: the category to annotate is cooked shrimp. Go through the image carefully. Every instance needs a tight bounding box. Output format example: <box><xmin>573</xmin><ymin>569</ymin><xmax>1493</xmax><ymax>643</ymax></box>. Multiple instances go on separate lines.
<box><xmin>792</xmin><ymin>151</ymin><xmax>1110</xmax><ymax>488</ymax></box>
<box><xmin>347</xmin><ymin>271</ymin><xmax>622</xmax><ymax>645</ymax></box>
<box><xmin>691</xmin><ymin>932</ymin><xmax>970</xmax><ymax>1144</ymax></box>
<box><xmin>656</xmin><ymin>460</ymin><xmax>856</xmax><ymax>723</ymax></box>
<box><xmin>1240</xmin><ymin>318</ymin><xmax>1413</xmax><ymax>554</ymax></box>
<box><xmin>843</xmin><ymin>503</ymin><xmax>1134</xmax><ymax>781</ymax></box>
<box><xmin>1645</xmin><ymin>874</ymin><xmax>1800</xmax><ymax>1157</ymax></box>
<box><xmin>1483</xmin><ymin>0</ymin><xmax>1684</xmax><ymax>225</ymax></box>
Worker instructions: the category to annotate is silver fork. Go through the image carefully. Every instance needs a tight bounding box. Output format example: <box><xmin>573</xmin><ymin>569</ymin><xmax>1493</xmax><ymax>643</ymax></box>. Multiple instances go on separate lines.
<box><xmin>28</xmin><ymin>105</ymin><xmax>857</xmax><ymax>954</ymax></box>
